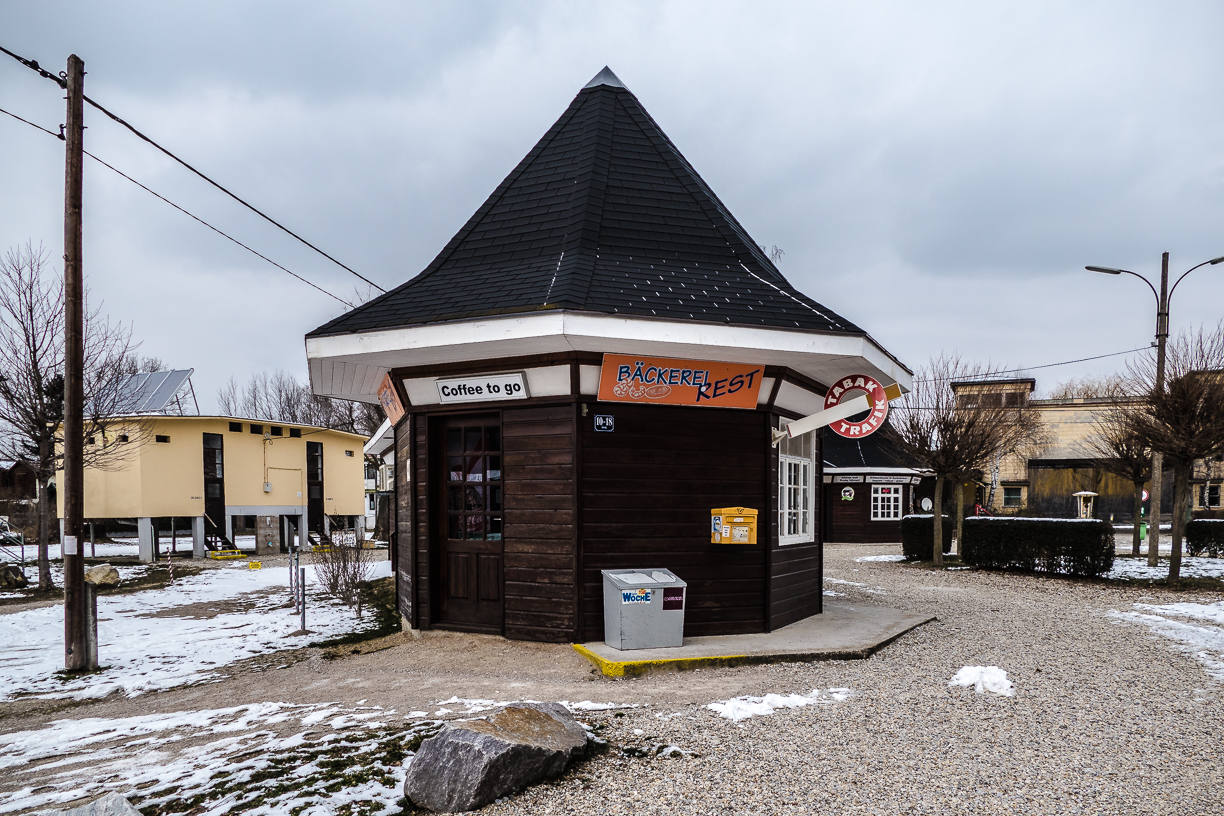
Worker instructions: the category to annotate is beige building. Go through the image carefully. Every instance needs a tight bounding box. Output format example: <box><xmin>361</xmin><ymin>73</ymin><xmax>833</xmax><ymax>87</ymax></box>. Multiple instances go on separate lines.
<box><xmin>58</xmin><ymin>414</ymin><xmax>366</xmax><ymax>561</ymax></box>
<box><xmin>952</xmin><ymin>378</ymin><xmax>1224</xmax><ymax>519</ymax></box>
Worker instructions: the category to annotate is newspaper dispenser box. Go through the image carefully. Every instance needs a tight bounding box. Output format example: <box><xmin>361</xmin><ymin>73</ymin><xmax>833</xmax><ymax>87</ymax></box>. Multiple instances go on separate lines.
<box><xmin>601</xmin><ymin>568</ymin><xmax>687</xmax><ymax>650</ymax></box>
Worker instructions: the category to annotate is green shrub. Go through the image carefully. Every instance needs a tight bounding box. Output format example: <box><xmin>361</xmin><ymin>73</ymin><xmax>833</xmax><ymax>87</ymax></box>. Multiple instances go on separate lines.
<box><xmin>900</xmin><ymin>514</ymin><xmax>953</xmax><ymax>560</ymax></box>
<box><xmin>1185</xmin><ymin>520</ymin><xmax>1224</xmax><ymax>557</ymax></box>
<box><xmin>961</xmin><ymin>517</ymin><xmax>1114</xmax><ymax>577</ymax></box>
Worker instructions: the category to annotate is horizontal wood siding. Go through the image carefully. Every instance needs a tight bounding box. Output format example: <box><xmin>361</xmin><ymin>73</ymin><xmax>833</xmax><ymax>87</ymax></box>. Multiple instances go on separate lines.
<box><xmin>503</xmin><ymin>404</ymin><xmax>577</xmax><ymax>642</ymax></box>
<box><xmin>395</xmin><ymin>416</ymin><xmax>413</xmax><ymax>625</ymax></box>
<box><xmin>769</xmin><ymin>420</ymin><xmax>823</xmax><ymax>630</ymax></box>
<box><xmin>824</xmin><ymin>482</ymin><xmax>904</xmax><ymax>544</ymax></box>
<box><xmin>414</xmin><ymin>414</ymin><xmax>431</xmax><ymax>629</ymax></box>
<box><xmin>580</xmin><ymin>404</ymin><xmax>768</xmax><ymax>641</ymax></box>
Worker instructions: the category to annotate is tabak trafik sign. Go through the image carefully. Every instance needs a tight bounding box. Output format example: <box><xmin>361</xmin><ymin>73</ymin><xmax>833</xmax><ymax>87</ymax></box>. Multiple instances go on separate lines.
<box><xmin>825</xmin><ymin>373</ymin><xmax>890</xmax><ymax>438</ymax></box>
<box><xmin>597</xmin><ymin>354</ymin><xmax>764</xmax><ymax>409</ymax></box>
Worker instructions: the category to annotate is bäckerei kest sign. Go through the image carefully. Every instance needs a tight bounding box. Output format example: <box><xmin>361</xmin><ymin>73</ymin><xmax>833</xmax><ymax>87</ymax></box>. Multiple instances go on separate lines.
<box><xmin>597</xmin><ymin>354</ymin><xmax>763</xmax><ymax>409</ymax></box>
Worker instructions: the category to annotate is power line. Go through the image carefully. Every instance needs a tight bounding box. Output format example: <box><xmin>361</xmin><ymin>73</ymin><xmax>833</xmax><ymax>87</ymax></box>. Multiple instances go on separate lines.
<box><xmin>1</xmin><ymin>43</ymin><xmax>385</xmax><ymax>295</ymax></box>
<box><xmin>911</xmin><ymin>346</ymin><xmax>1151</xmax><ymax>384</ymax></box>
<box><xmin>0</xmin><ymin>103</ymin><xmax>355</xmax><ymax>308</ymax></box>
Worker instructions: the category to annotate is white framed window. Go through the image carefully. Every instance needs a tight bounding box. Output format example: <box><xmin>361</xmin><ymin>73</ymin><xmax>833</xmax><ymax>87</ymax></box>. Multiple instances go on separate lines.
<box><xmin>779</xmin><ymin>455</ymin><xmax>813</xmax><ymax>543</ymax></box>
<box><xmin>870</xmin><ymin>485</ymin><xmax>903</xmax><ymax>521</ymax></box>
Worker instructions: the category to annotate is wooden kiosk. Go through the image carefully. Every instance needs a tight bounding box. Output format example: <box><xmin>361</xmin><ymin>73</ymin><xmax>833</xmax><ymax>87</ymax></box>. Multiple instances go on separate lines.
<box><xmin>306</xmin><ymin>68</ymin><xmax>911</xmax><ymax>643</ymax></box>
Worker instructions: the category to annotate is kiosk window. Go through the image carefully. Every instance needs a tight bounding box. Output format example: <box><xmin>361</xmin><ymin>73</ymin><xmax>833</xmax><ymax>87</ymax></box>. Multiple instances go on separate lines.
<box><xmin>778</xmin><ymin>455</ymin><xmax>813</xmax><ymax>544</ymax></box>
<box><xmin>871</xmin><ymin>485</ymin><xmax>903</xmax><ymax>520</ymax></box>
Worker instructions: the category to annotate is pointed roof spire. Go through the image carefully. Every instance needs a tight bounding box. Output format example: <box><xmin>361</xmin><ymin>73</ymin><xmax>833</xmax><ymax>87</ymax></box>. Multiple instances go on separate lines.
<box><xmin>583</xmin><ymin>66</ymin><xmax>626</xmax><ymax>90</ymax></box>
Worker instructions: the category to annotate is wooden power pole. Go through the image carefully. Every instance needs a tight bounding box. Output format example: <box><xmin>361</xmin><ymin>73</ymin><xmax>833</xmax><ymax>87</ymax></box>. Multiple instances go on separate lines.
<box><xmin>62</xmin><ymin>54</ymin><xmax>89</xmax><ymax>670</ymax></box>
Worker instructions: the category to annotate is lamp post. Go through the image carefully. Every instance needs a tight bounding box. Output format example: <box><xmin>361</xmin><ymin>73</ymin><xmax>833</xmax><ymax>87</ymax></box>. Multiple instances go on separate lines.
<box><xmin>1087</xmin><ymin>252</ymin><xmax>1224</xmax><ymax>567</ymax></box>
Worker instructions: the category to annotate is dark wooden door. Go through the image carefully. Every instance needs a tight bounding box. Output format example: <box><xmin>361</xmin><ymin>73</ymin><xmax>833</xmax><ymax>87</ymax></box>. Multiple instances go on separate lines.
<box><xmin>306</xmin><ymin>441</ymin><xmax>324</xmax><ymax>533</ymax></box>
<box><xmin>202</xmin><ymin>433</ymin><xmax>226</xmax><ymax>537</ymax></box>
<box><xmin>437</xmin><ymin>415</ymin><xmax>504</xmax><ymax>631</ymax></box>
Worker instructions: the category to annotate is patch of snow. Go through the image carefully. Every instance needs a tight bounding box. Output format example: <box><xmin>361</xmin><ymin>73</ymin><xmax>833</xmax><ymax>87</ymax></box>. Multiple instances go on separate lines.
<box><xmin>823</xmin><ymin>577</ymin><xmax>866</xmax><ymax>586</ymax></box>
<box><xmin>562</xmin><ymin>700</ymin><xmax>638</xmax><ymax>711</ymax></box>
<box><xmin>1110</xmin><ymin>601</ymin><xmax>1224</xmax><ymax>681</ymax></box>
<box><xmin>949</xmin><ymin>666</ymin><xmax>1015</xmax><ymax>697</ymax></box>
<box><xmin>854</xmin><ymin>554</ymin><xmax>908</xmax><ymax>562</ymax></box>
<box><xmin>1106</xmin><ymin>557</ymin><xmax>1224</xmax><ymax>581</ymax></box>
<box><xmin>706</xmin><ymin>688</ymin><xmax>851</xmax><ymax>722</ymax></box>
<box><xmin>0</xmin><ymin>560</ymin><xmax>391</xmax><ymax>701</ymax></box>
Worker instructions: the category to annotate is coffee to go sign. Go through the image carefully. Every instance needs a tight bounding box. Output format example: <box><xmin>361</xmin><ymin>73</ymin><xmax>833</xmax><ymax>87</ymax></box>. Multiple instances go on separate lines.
<box><xmin>436</xmin><ymin>372</ymin><xmax>528</xmax><ymax>404</ymax></box>
<box><xmin>597</xmin><ymin>354</ymin><xmax>763</xmax><ymax>409</ymax></box>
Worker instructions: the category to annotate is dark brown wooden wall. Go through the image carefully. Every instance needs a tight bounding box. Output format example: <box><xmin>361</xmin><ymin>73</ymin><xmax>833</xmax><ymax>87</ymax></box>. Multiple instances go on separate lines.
<box><xmin>823</xmin><ymin>482</ymin><xmax>905</xmax><ymax>544</ymax></box>
<box><xmin>501</xmin><ymin>404</ymin><xmax>577</xmax><ymax>642</ymax></box>
<box><xmin>394</xmin><ymin>416</ymin><xmax>414</xmax><ymax>625</ymax></box>
<box><xmin>768</xmin><ymin>419</ymin><xmax>823</xmax><ymax>630</ymax></box>
<box><xmin>578</xmin><ymin>403</ymin><xmax>770</xmax><ymax>642</ymax></box>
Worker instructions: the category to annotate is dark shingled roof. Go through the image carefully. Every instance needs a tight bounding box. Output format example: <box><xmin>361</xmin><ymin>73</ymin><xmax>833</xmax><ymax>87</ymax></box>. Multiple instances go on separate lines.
<box><xmin>822</xmin><ymin>422</ymin><xmax>924</xmax><ymax>471</ymax></box>
<box><xmin>309</xmin><ymin>68</ymin><xmax>862</xmax><ymax>338</ymax></box>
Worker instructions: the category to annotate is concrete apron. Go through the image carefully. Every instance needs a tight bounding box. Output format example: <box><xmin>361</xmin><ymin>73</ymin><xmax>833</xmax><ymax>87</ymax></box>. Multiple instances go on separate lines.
<box><xmin>575</xmin><ymin>602</ymin><xmax>934</xmax><ymax>678</ymax></box>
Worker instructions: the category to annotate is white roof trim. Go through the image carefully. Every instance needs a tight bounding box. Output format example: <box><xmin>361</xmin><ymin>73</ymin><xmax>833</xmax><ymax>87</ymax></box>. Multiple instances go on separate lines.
<box><xmin>363</xmin><ymin>418</ymin><xmax>394</xmax><ymax>457</ymax></box>
<box><xmin>307</xmin><ymin>312</ymin><xmax>911</xmax><ymax>402</ymax></box>
<box><xmin>821</xmin><ymin>465</ymin><xmax>929</xmax><ymax>475</ymax></box>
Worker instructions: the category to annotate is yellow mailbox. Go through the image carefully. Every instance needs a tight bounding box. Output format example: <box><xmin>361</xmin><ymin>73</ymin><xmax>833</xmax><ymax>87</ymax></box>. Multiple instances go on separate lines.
<box><xmin>711</xmin><ymin>507</ymin><xmax>758</xmax><ymax>544</ymax></box>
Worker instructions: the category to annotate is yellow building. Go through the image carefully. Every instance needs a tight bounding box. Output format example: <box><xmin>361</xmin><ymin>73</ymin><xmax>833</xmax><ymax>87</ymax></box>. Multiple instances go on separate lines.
<box><xmin>58</xmin><ymin>414</ymin><xmax>366</xmax><ymax>561</ymax></box>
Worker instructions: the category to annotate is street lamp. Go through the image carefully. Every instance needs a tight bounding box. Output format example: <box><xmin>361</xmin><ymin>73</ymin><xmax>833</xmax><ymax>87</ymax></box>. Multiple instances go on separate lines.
<box><xmin>1086</xmin><ymin>252</ymin><xmax>1224</xmax><ymax>566</ymax></box>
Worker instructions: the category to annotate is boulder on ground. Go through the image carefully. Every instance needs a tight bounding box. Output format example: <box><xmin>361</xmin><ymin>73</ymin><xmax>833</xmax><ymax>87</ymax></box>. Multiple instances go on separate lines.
<box><xmin>404</xmin><ymin>702</ymin><xmax>588</xmax><ymax>812</ymax></box>
<box><xmin>84</xmin><ymin>564</ymin><xmax>120</xmax><ymax>586</ymax></box>
<box><xmin>55</xmin><ymin>792</ymin><xmax>142</xmax><ymax>815</ymax></box>
<box><xmin>0</xmin><ymin>563</ymin><xmax>28</xmax><ymax>589</ymax></box>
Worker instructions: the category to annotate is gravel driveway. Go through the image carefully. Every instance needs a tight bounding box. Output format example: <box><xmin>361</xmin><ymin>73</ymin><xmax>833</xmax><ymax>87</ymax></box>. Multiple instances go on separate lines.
<box><xmin>3</xmin><ymin>544</ymin><xmax>1221</xmax><ymax>815</ymax></box>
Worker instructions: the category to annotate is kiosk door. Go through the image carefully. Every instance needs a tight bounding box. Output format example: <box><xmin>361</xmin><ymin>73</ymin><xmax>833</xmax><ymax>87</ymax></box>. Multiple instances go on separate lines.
<box><xmin>437</xmin><ymin>416</ymin><xmax>504</xmax><ymax>631</ymax></box>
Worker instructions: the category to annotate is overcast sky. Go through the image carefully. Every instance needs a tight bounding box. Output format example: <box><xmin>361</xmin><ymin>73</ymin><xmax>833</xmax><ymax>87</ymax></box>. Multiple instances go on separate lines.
<box><xmin>2</xmin><ymin>1</ymin><xmax>1223</xmax><ymax>410</ymax></box>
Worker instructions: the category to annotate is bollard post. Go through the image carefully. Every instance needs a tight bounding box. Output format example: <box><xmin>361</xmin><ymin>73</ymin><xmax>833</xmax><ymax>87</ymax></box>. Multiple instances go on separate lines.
<box><xmin>83</xmin><ymin>581</ymin><xmax>98</xmax><ymax>670</ymax></box>
<box><xmin>299</xmin><ymin>566</ymin><xmax>306</xmax><ymax>632</ymax></box>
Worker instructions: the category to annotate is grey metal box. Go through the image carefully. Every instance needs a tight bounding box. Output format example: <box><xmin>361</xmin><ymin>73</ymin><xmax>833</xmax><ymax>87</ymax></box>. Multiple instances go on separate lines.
<box><xmin>601</xmin><ymin>568</ymin><xmax>687</xmax><ymax>650</ymax></box>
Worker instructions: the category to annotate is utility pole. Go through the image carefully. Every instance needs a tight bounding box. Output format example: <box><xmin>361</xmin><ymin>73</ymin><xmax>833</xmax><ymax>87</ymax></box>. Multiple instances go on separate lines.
<box><xmin>62</xmin><ymin>54</ymin><xmax>89</xmax><ymax>670</ymax></box>
<box><xmin>1147</xmin><ymin>252</ymin><xmax>1168</xmax><ymax>569</ymax></box>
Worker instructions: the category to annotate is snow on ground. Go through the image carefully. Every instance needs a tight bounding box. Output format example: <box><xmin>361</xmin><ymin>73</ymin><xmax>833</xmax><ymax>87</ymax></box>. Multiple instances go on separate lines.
<box><xmin>949</xmin><ymin>666</ymin><xmax>1015</xmax><ymax>697</ymax></box>
<box><xmin>1110</xmin><ymin>600</ymin><xmax>1224</xmax><ymax>682</ymax></box>
<box><xmin>1106</xmin><ymin>557</ymin><xmax>1224</xmax><ymax>581</ymax></box>
<box><xmin>0</xmin><ymin>560</ymin><xmax>391</xmax><ymax>702</ymax></box>
<box><xmin>706</xmin><ymin>688</ymin><xmax>851</xmax><ymax>722</ymax></box>
<box><xmin>0</xmin><ymin>701</ymin><xmax>431</xmax><ymax>815</ymax></box>
<box><xmin>854</xmin><ymin>554</ymin><xmax>908</xmax><ymax>563</ymax></box>
<box><xmin>6</xmin><ymin>539</ymin><xmax>141</xmax><ymax>561</ymax></box>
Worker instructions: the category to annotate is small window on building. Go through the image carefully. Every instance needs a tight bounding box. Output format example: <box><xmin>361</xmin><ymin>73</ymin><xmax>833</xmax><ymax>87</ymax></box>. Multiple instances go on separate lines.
<box><xmin>289</xmin><ymin>428</ymin><xmax>301</xmax><ymax>438</ymax></box>
<box><xmin>229</xmin><ymin>422</ymin><xmax>242</xmax><ymax>432</ymax></box>
<box><xmin>871</xmin><ymin>485</ymin><xmax>903</xmax><ymax>521</ymax></box>
<box><xmin>118</xmin><ymin>434</ymin><xmax>129</xmax><ymax>443</ymax></box>
<box><xmin>1003</xmin><ymin>487</ymin><xmax>1022</xmax><ymax>508</ymax></box>
<box><xmin>250</xmin><ymin>424</ymin><xmax>263</xmax><ymax>434</ymax></box>
<box><xmin>155</xmin><ymin>435</ymin><xmax>170</xmax><ymax>443</ymax></box>
<box><xmin>777</xmin><ymin>420</ymin><xmax>816</xmax><ymax>546</ymax></box>
<box><xmin>345</xmin><ymin>450</ymin><xmax>354</xmax><ymax>457</ymax></box>
<box><xmin>1203</xmin><ymin>484</ymin><xmax>1221</xmax><ymax>509</ymax></box>
<box><xmin>270</xmin><ymin>426</ymin><xmax>283</xmax><ymax>437</ymax></box>
<box><xmin>86</xmin><ymin>436</ymin><xmax>95</xmax><ymax>445</ymax></box>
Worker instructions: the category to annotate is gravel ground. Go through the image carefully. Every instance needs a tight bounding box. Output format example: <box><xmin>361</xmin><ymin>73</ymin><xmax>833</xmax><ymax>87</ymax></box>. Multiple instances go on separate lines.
<box><xmin>3</xmin><ymin>544</ymin><xmax>1222</xmax><ymax>815</ymax></box>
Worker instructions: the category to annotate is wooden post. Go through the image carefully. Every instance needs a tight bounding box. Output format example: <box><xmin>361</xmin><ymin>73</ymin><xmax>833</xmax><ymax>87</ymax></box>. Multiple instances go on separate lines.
<box><xmin>62</xmin><ymin>54</ymin><xmax>89</xmax><ymax>671</ymax></box>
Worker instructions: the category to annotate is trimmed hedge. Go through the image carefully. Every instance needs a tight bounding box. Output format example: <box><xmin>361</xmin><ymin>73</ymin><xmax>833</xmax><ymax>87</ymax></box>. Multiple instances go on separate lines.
<box><xmin>900</xmin><ymin>514</ymin><xmax>953</xmax><ymax>560</ymax></box>
<box><xmin>1186</xmin><ymin>520</ymin><xmax>1224</xmax><ymax>557</ymax></box>
<box><xmin>961</xmin><ymin>517</ymin><xmax>1114</xmax><ymax>577</ymax></box>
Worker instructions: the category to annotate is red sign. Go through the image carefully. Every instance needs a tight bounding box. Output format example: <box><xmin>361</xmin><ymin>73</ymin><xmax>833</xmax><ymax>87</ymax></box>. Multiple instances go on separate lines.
<box><xmin>377</xmin><ymin>373</ymin><xmax>405</xmax><ymax>426</ymax></box>
<box><xmin>826</xmin><ymin>374</ymin><xmax>889</xmax><ymax>438</ymax></box>
<box><xmin>597</xmin><ymin>354</ymin><xmax>764</xmax><ymax>409</ymax></box>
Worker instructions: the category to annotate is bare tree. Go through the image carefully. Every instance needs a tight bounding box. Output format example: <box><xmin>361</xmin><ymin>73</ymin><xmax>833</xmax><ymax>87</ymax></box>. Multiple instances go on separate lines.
<box><xmin>1044</xmin><ymin>375</ymin><xmax>1131</xmax><ymax>400</ymax></box>
<box><xmin>884</xmin><ymin>355</ymin><xmax>1045</xmax><ymax>565</ymax></box>
<box><xmin>1082</xmin><ymin>404</ymin><xmax>1152</xmax><ymax>556</ymax></box>
<box><xmin>218</xmin><ymin>370</ymin><xmax>384</xmax><ymax>436</ymax></box>
<box><xmin>1123</xmin><ymin>324</ymin><xmax>1224</xmax><ymax>583</ymax></box>
<box><xmin>0</xmin><ymin>243</ymin><xmax>145</xmax><ymax>590</ymax></box>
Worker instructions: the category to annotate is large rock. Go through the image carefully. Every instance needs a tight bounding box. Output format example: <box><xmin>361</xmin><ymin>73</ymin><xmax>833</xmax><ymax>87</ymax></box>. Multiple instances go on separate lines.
<box><xmin>55</xmin><ymin>793</ymin><xmax>142</xmax><ymax>815</ymax></box>
<box><xmin>84</xmin><ymin>564</ymin><xmax>120</xmax><ymax>586</ymax></box>
<box><xmin>404</xmin><ymin>702</ymin><xmax>587</xmax><ymax>812</ymax></box>
<box><xmin>0</xmin><ymin>563</ymin><xmax>28</xmax><ymax>589</ymax></box>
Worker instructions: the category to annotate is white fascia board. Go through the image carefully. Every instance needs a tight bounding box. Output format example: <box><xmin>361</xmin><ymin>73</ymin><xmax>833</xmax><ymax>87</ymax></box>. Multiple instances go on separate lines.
<box><xmin>306</xmin><ymin>313</ymin><xmax>911</xmax><ymax>400</ymax></box>
<box><xmin>821</xmin><ymin>466</ymin><xmax>927</xmax><ymax>475</ymax></box>
<box><xmin>363</xmin><ymin>418</ymin><xmax>394</xmax><ymax>456</ymax></box>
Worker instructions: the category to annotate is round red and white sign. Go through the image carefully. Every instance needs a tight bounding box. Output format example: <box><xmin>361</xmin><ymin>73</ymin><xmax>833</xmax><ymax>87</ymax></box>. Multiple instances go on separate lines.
<box><xmin>825</xmin><ymin>374</ymin><xmax>889</xmax><ymax>439</ymax></box>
